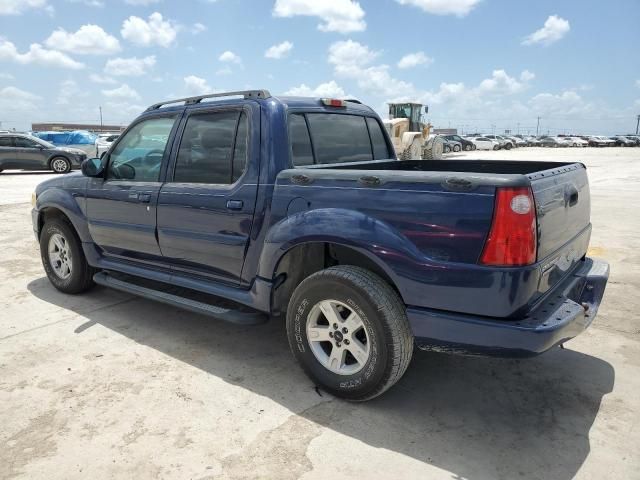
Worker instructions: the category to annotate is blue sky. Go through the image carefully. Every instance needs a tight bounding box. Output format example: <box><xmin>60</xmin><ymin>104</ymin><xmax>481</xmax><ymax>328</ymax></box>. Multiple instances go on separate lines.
<box><xmin>0</xmin><ymin>0</ymin><xmax>639</xmax><ymax>134</ymax></box>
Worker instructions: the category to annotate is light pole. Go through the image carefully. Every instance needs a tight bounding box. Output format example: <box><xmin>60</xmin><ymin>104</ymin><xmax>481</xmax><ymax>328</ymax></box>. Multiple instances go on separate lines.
<box><xmin>636</xmin><ymin>114</ymin><xmax>640</xmax><ymax>135</ymax></box>
<box><xmin>536</xmin><ymin>116</ymin><xmax>541</xmax><ymax>136</ymax></box>
<box><xmin>99</xmin><ymin>106</ymin><xmax>103</xmax><ymax>131</ymax></box>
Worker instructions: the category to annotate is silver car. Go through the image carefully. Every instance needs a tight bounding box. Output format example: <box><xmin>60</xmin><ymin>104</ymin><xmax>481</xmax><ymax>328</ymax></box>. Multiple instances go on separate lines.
<box><xmin>0</xmin><ymin>133</ymin><xmax>87</xmax><ymax>174</ymax></box>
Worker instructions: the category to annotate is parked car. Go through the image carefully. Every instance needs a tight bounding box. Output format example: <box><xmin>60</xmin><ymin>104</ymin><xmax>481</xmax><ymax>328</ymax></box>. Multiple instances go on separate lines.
<box><xmin>621</xmin><ymin>136</ymin><xmax>640</xmax><ymax>146</ymax></box>
<box><xmin>0</xmin><ymin>133</ymin><xmax>87</xmax><ymax>173</ymax></box>
<box><xmin>31</xmin><ymin>91</ymin><xmax>609</xmax><ymax>401</ymax></box>
<box><xmin>95</xmin><ymin>133</ymin><xmax>120</xmax><ymax>158</ymax></box>
<box><xmin>442</xmin><ymin>138</ymin><xmax>461</xmax><ymax>153</ymax></box>
<box><xmin>564</xmin><ymin>137</ymin><xmax>589</xmax><ymax>147</ymax></box>
<box><xmin>468</xmin><ymin>136</ymin><xmax>499</xmax><ymax>150</ymax></box>
<box><xmin>509</xmin><ymin>136</ymin><xmax>527</xmax><ymax>147</ymax></box>
<box><xmin>484</xmin><ymin>134</ymin><xmax>513</xmax><ymax>150</ymax></box>
<box><xmin>587</xmin><ymin>136</ymin><xmax>615</xmax><ymax>147</ymax></box>
<box><xmin>443</xmin><ymin>134</ymin><xmax>476</xmax><ymax>151</ymax></box>
<box><xmin>538</xmin><ymin>137</ymin><xmax>569</xmax><ymax>148</ymax></box>
<box><xmin>610</xmin><ymin>136</ymin><xmax>636</xmax><ymax>147</ymax></box>
<box><xmin>32</xmin><ymin>130</ymin><xmax>98</xmax><ymax>156</ymax></box>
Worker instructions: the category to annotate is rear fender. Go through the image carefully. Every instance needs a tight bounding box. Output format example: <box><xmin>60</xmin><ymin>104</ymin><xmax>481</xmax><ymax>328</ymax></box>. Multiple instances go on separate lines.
<box><xmin>258</xmin><ymin>208</ymin><xmax>422</xmax><ymax>298</ymax></box>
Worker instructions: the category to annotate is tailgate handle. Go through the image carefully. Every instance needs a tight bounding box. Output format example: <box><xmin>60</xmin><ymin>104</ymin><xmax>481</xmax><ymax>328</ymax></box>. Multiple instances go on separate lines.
<box><xmin>567</xmin><ymin>187</ymin><xmax>579</xmax><ymax>207</ymax></box>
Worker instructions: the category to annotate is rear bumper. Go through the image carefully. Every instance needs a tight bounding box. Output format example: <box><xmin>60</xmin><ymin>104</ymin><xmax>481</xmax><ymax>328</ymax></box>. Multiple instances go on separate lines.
<box><xmin>408</xmin><ymin>258</ymin><xmax>609</xmax><ymax>357</ymax></box>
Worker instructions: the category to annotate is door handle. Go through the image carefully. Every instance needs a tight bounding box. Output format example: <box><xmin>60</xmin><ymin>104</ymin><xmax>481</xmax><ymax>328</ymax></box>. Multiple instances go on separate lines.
<box><xmin>226</xmin><ymin>200</ymin><xmax>243</xmax><ymax>210</ymax></box>
<box><xmin>138</xmin><ymin>193</ymin><xmax>151</xmax><ymax>203</ymax></box>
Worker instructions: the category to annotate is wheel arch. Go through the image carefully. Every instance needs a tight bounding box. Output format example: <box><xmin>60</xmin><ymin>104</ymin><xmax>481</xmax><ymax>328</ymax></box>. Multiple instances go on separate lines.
<box><xmin>269</xmin><ymin>240</ymin><xmax>402</xmax><ymax>316</ymax></box>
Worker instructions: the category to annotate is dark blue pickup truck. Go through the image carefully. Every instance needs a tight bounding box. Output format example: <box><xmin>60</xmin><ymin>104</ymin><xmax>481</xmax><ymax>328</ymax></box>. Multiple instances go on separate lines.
<box><xmin>31</xmin><ymin>90</ymin><xmax>609</xmax><ymax>401</ymax></box>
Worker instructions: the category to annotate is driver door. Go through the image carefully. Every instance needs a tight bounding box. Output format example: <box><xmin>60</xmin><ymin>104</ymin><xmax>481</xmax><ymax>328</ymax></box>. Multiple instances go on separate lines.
<box><xmin>86</xmin><ymin>113</ymin><xmax>180</xmax><ymax>265</ymax></box>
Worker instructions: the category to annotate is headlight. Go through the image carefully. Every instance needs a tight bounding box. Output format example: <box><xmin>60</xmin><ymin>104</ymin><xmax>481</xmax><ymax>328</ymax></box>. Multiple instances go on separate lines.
<box><xmin>31</xmin><ymin>192</ymin><xmax>37</xmax><ymax>207</ymax></box>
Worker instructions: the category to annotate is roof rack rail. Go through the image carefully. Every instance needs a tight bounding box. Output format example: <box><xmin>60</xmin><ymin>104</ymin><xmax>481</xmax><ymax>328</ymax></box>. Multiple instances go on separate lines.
<box><xmin>145</xmin><ymin>90</ymin><xmax>272</xmax><ymax>112</ymax></box>
<box><xmin>343</xmin><ymin>98</ymin><xmax>362</xmax><ymax>104</ymax></box>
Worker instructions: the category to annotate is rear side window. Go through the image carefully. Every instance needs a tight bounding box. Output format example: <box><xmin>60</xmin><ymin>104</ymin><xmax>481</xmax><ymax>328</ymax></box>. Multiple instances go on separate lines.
<box><xmin>366</xmin><ymin>117</ymin><xmax>390</xmax><ymax>160</ymax></box>
<box><xmin>0</xmin><ymin>137</ymin><xmax>13</xmax><ymax>147</ymax></box>
<box><xmin>173</xmin><ymin>110</ymin><xmax>248</xmax><ymax>184</ymax></box>
<box><xmin>288</xmin><ymin>113</ymin><xmax>391</xmax><ymax>166</ymax></box>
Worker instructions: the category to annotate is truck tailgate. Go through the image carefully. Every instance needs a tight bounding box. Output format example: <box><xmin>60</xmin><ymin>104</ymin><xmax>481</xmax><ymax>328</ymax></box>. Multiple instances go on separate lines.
<box><xmin>531</xmin><ymin>163</ymin><xmax>590</xmax><ymax>263</ymax></box>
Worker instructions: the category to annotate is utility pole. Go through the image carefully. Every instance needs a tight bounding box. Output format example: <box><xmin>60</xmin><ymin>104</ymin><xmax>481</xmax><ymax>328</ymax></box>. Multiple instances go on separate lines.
<box><xmin>536</xmin><ymin>116</ymin><xmax>541</xmax><ymax>136</ymax></box>
<box><xmin>517</xmin><ymin>122</ymin><xmax>520</xmax><ymax>135</ymax></box>
<box><xmin>99</xmin><ymin>106</ymin><xmax>103</xmax><ymax>130</ymax></box>
<box><xmin>636</xmin><ymin>114</ymin><xmax>640</xmax><ymax>135</ymax></box>
<box><xmin>491</xmin><ymin>124</ymin><xmax>496</xmax><ymax>134</ymax></box>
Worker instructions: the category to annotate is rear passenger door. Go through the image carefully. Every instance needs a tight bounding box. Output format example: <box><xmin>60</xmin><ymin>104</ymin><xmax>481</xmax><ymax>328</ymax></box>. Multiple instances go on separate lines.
<box><xmin>156</xmin><ymin>103</ymin><xmax>259</xmax><ymax>285</ymax></box>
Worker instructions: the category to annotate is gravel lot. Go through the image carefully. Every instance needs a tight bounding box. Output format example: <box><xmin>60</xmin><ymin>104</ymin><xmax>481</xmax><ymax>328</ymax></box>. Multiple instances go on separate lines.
<box><xmin>1</xmin><ymin>147</ymin><xmax>639</xmax><ymax>480</ymax></box>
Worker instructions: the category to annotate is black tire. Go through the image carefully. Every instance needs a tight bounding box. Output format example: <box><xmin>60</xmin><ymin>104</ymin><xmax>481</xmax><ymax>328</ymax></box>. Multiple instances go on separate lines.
<box><xmin>40</xmin><ymin>218</ymin><xmax>96</xmax><ymax>294</ymax></box>
<box><xmin>286</xmin><ymin>266</ymin><xmax>413</xmax><ymax>401</ymax></box>
<box><xmin>472</xmin><ymin>144</ymin><xmax>477</xmax><ymax>150</ymax></box>
<box><xmin>493</xmin><ymin>145</ymin><xmax>500</xmax><ymax>150</ymax></box>
<box><xmin>50</xmin><ymin>156</ymin><xmax>71</xmax><ymax>174</ymax></box>
<box><xmin>504</xmin><ymin>143</ymin><xmax>512</xmax><ymax>150</ymax></box>
<box><xmin>453</xmin><ymin>144</ymin><xmax>461</xmax><ymax>152</ymax></box>
<box><xmin>464</xmin><ymin>144</ymin><xmax>472</xmax><ymax>151</ymax></box>
<box><xmin>443</xmin><ymin>145</ymin><xmax>451</xmax><ymax>153</ymax></box>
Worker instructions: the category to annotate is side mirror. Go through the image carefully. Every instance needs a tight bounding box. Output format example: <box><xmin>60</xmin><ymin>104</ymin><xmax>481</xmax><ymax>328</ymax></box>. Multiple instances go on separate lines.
<box><xmin>81</xmin><ymin>158</ymin><xmax>105</xmax><ymax>178</ymax></box>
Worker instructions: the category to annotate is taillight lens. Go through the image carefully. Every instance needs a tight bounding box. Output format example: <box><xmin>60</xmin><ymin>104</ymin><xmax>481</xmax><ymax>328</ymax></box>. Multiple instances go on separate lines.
<box><xmin>480</xmin><ymin>187</ymin><xmax>537</xmax><ymax>266</ymax></box>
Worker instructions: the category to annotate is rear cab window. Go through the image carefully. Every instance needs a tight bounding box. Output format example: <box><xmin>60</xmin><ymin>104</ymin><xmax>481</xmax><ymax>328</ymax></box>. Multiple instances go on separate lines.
<box><xmin>288</xmin><ymin>112</ymin><xmax>391</xmax><ymax>167</ymax></box>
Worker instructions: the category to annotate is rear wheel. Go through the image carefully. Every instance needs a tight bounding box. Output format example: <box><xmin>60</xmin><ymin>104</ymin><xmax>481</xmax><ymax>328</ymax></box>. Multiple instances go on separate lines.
<box><xmin>453</xmin><ymin>144</ymin><xmax>461</xmax><ymax>152</ymax></box>
<box><xmin>504</xmin><ymin>143</ymin><xmax>512</xmax><ymax>150</ymax></box>
<box><xmin>50</xmin><ymin>156</ymin><xmax>71</xmax><ymax>174</ymax></box>
<box><xmin>464</xmin><ymin>144</ymin><xmax>472</xmax><ymax>151</ymax></box>
<box><xmin>40</xmin><ymin>218</ymin><xmax>96</xmax><ymax>294</ymax></box>
<box><xmin>286</xmin><ymin>266</ymin><xmax>413</xmax><ymax>401</ymax></box>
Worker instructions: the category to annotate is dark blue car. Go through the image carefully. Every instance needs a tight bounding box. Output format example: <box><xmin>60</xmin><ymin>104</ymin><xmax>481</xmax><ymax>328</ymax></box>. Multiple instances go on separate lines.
<box><xmin>31</xmin><ymin>90</ymin><xmax>609</xmax><ymax>401</ymax></box>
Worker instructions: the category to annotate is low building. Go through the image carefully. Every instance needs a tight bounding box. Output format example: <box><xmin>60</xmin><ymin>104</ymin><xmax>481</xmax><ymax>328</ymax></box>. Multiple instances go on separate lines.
<box><xmin>432</xmin><ymin>128</ymin><xmax>458</xmax><ymax>135</ymax></box>
<box><xmin>31</xmin><ymin>123</ymin><xmax>126</xmax><ymax>133</ymax></box>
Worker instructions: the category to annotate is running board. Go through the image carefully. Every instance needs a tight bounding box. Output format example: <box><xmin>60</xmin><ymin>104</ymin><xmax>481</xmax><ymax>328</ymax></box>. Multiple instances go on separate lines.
<box><xmin>93</xmin><ymin>272</ymin><xmax>268</xmax><ymax>325</ymax></box>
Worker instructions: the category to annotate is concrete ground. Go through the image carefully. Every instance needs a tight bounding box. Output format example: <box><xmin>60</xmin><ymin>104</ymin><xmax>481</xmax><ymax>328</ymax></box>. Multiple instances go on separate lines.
<box><xmin>1</xmin><ymin>148</ymin><xmax>639</xmax><ymax>480</ymax></box>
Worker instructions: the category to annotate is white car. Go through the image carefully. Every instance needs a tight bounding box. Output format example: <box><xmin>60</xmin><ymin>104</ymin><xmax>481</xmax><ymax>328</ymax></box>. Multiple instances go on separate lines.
<box><xmin>469</xmin><ymin>136</ymin><xmax>499</xmax><ymax>151</ymax></box>
<box><xmin>564</xmin><ymin>137</ymin><xmax>588</xmax><ymax>147</ymax></box>
<box><xmin>95</xmin><ymin>133</ymin><xmax>120</xmax><ymax>158</ymax></box>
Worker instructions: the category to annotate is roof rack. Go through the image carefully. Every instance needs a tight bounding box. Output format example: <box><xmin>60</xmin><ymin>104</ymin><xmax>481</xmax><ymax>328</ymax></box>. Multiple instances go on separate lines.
<box><xmin>343</xmin><ymin>98</ymin><xmax>362</xmax><ymax>104</ymax></box>
<box><xmin>145</xmin><ymin>90</ymin><xmax>272</xmax><ymax>111</ymax></box>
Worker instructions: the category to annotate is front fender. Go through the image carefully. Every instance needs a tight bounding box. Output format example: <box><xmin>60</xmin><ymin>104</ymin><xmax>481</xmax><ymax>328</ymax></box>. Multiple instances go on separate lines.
<box><xmin>36</xmin><ymin>187</ymin><xmax>91</xmax><ymax>242</ymax></box>
<box><xmin>258</xmin><ymin>208</ymin><xmax>423</xmax><ymax>292</ymax></box>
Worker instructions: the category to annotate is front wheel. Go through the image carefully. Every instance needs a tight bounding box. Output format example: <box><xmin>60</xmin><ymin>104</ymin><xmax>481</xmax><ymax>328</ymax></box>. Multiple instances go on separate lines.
<box><xmin>50</xmin><ymin>156</ymin><xmax>71</xmax><ymax>174</ymax></box>
<box><xmin>40</xmin><ymin>218</ymin><xmax>96</xmax><ymax>294</ymax></box>
<box><xmin>453</xmin><ymin>144</ymin><xmax>461</xmax><ymax>152</ymax></box>
<box><xmin>464</xmin><ymin>144</ymin><xmax>472</xmax><ymax>151</ymax></box>
<box><xmin>286</xmin><ymin>266</ymin><xmax>414</xmax><ymax>401</ymax></box>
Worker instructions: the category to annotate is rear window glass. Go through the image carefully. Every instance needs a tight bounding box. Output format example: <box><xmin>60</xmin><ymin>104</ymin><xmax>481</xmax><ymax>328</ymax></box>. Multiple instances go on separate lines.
<box><xmin>288</xmin><ymin>113</ymin><xmax>390</xmax><ymax>166</ymax></box>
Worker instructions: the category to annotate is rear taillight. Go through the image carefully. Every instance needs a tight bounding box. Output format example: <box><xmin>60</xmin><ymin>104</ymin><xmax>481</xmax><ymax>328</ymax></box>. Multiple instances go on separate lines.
<box><xmin>480</xmin><ymin>187</ymin><xmax>537</xmax><ymax>266</ymax></box>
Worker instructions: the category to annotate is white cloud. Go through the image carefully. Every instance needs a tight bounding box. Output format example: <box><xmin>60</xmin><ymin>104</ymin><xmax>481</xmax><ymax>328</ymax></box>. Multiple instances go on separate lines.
<box><xmin>124</xmin><ymin>0</ymin><xmax>161</xmax><ymax>4</ymax></box>
<box><xmin>89</xmin><ymin>73</ymin><xmax>117</xmax><ymax>84</ymax></box>
<box><xmin>105</xmin><ymin>55</ymin><xmax>156</xmax><ymax>76</ymax></box>
<box><xmin>273</xmin><ymin>0</ymin><xmax>366</xmax><ymax>33</ymax></box>
<box><xmin>328</xmin><ymin>40</ymin><xmax>410</xmax><ymax>97</ymax></box>
<box><xmin>0</xmin><ymin>38</ymin><xmax>84</xmax><ymax>69</ymax></box>
<box><xmin>0</xmin><ymin>86</ymin><xmax>40</xmax><ymax>111</ymax></box>
<box><xmin>529</xmin><ymin>90</ymin><xmax>590</xmax><ymax>116</ymax></box>
<box><xmin>57</xmin><ymin>79</ymin><xmax>88</xmax><ymax>105</ymax></box>
<box><xmin>67</xmin><ymin>0</ymin><xmax>105</xmax><ymax>7</ymax></box>
<box><xmin>284</xmin><ymin>80</ymin><xmax>346</xmax><ymax>97</ymax></box>
<box><xmin>265</xmin><ymin>40</ymin><xmax>293</xmax><ymax>59</ymax></box>
<box><xmin>191</xmin><ymin>22</ymin><xmax>206</xmax><ymax>34</ymax></box>
<box><xmin>0</xmin><ymin>0</ymin><xmax>48</xmax><ymax>15</ymax></box>
<box><xmin>219</xmin><ymin>50</ymin><xmax>241</xmax><ymax>64</ymax></box>
<box><xmin>635</xmin><ymin>79</ymin><xmax>640</xmax><ymax>88</ymax></box>
<box><xmin>121</xmin><ymin>12</ymin><xmax>177</xmax><ymax>47</ymax></box>
<box><xmin>522</xmin><ymin>15</ymin><xmax>570</xmax><ymax>46</ymax></box>
<box><xmin>184</xmin><ymin>75</ymin><xmax>212</xmax><ymax>95</ymax></box>
<box><xmin>397</xmin><ymin>51</ymin><xmax>433</xmax><ymax>69</ymax></box>
<box><xmin>45</xmin><ymin>24</ymin><xmax>121</xmax><ymax>55</ymax></box>
<box><xmin>102</xmin><ymin>84</ymin><xmax>141</xmax><ymax>100</ymax></box>
<box><xmin>477</xmin><ymin>69</ymin><xmax>532</xmax><ymax>95</ymax></box>
<box><xmin>328</xmin><ymin>39</ymin><xmax>379</xmax><ymax>72</ymax></box>
<box><xmin>0</xmin><ymin>72</ymin><xmax>14</xmax><ymax>80</ymax></box>
<box><xmin>395</xmin><ymin>0</ymin><xmax>481</xmax><ymax>17</ymax></box>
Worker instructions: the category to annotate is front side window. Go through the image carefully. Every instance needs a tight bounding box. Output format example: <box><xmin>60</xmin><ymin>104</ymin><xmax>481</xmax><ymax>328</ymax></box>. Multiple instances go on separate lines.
<box><xmin>107</xmin><ymin>116</ymin><xmax>176</xmax><ymax>182</ymax></box>
<box><xmin>173</xmin><ymin>110</ymin><xmax>248</xmax><ymax>184</ymax></box>
<box><xmin>0</xmin><ymin>137</ymin><xmax>13</xmax><ymax>147</ymax></box>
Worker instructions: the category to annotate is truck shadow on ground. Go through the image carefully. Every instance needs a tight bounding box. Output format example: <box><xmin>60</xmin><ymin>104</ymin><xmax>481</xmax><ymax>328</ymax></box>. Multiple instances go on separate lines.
<box><xmin>28</xmin><ymin>278</ymin><xmax>615</xmax><ymax>480</ymax></box>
